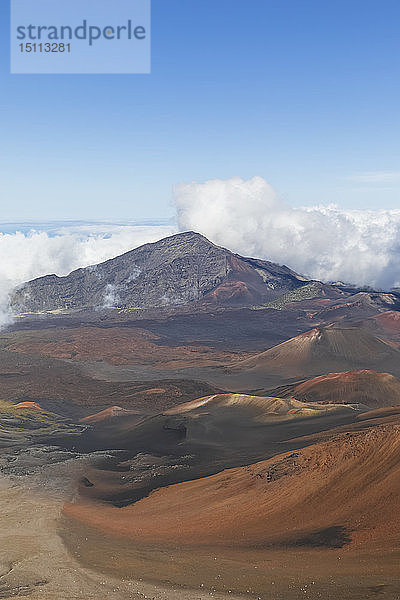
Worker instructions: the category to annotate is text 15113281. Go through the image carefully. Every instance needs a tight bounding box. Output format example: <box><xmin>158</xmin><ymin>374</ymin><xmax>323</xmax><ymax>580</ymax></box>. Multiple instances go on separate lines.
<box><xmin>19</xmin><ymin>43</ymin><xmax>71</xmax><ymax>53</ymax></box>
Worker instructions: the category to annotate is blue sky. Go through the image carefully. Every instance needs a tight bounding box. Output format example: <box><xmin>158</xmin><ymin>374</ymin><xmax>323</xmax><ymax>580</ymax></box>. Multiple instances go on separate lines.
<box><xmin>1</xmin><ymin>0</ymin><xmax>400</xmax><ymax>220</ymax></box>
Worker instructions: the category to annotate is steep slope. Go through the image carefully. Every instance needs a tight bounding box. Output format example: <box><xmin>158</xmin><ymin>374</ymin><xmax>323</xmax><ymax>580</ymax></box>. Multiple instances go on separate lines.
<box><xmin>373</xmin><ymin>310</ymin><xmax>400</xmax><ymax>334</ymax></box>
<box><xmin>65</xmin><ymin>420</ymin><xmax>400</xmax><ymax>551</ymax></box>
<box><xmin>228</xmin><ymin>327</ymin><xmax>400</xmax><ymax>387</ymax></box>
<box><xmin>291</xmin><ymin>370</ymin><xmax>400</xmax><ymax>409</ymax></box>
<box><xmin>70</xmin><ymin>393</ymin><xmax>365</xmax><ymax>506</ymax></box>
<box><xmin>11</xmin><ymin>231</ymin><xmax>308</xmax><ymax>312</ymax></box>
<box><xmin>61</xmin><ymin>407</ymin><xmax>400</xmax><ymax>599</ymax></box>
<box><xmin>81</xmin><ymin>406</ymin><xmax>139</xmax><ymax>424</ymax></box>
<box><xmin>307</xmin><ymin>293</ymin><xmax>400</xmax><ymax>324</ymax></box>
<box><xmin>358</xmin><ymin>310</ymin><xmax>400</xmax><ymax>345</ymax></box>
<box><xmin>80</xmin><ymin>392</ymin><xmax>363</xmax><ymax>453</ymax></box>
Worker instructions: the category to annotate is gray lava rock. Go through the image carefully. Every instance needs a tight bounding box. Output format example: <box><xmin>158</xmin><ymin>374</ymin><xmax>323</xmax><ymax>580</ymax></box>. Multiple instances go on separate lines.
<box><xmin>10</xmin><ymin>231</ymin><xmax>307</xmax><ymax>312</ymax></box>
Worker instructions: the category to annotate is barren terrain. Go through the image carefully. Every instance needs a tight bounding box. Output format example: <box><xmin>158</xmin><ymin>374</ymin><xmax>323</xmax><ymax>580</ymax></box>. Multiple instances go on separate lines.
<box><xmin>2</xmin><ymin>235</ymin><xmax>400</xmax><ymax>598</ymax></box>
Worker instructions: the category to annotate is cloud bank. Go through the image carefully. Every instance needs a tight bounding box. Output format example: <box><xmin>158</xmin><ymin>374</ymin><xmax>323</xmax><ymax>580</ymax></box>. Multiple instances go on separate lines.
<box><xmin>1</xmin><ymin>176</ymin><xmax>400</xmax><ymax>327</ymax></box>
<box><xmin>174</xmin><ymin>176</ymin><xmax>400</xmax><ymax>290</ymax></box>
<box><xmin>0</xmin><ymin>224</ymin><xmax>175</xmax><ymax>325</ymax></box>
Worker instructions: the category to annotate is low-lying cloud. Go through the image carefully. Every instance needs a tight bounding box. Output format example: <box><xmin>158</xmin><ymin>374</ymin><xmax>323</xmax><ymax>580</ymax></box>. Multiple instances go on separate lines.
<box><xmin>174</xmin><ymin>176</ymin><xmax>400</xmax><ymax>290</ymax></box>
<box><xmin>0</xmin><ymin>223</ymin><xmax>175</xmax><ymax>325</ymax></box>
<box><xmin>1</xmin><ymin>176</ymin><xmax>400</xmax><ymax>328</ymax></box>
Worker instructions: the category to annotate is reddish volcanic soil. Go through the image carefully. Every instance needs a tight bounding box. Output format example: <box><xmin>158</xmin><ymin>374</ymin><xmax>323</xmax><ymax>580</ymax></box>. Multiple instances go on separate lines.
<box><xmin>292</xmin><ymin>370</ymin><xmax>400</xmax><ymax>409</ymax></box>
<box><xmin>64</xmin><ymin>422</ymin><xmax>400</xmax><ymax>550</ymax></box>
<box><xmin>374</xmin><ymin>310</ymin><xmax>400</xmax><ymax>327</ymax></box>
<box><xmin>14</xmin><ymin>401</ymin><xmax>42</xmax><ymax>410</ymax></box>
<box><xmin>81</xmin><ymin>406</ymin><xmax>139</xmax><ymax>423</ymax></box>
<box><xmin>2</xmin><ymin>326</ymin><xmax>247</xmax><ymax>368</ymax></box>
<box><xmin>0</xmin><ymin>347</ymin><xmax>221</xmax><ymax>412</ymax></box>
<box><xmin>368</xmin><ymin>311</ymin><xmax>400</xmax><ymax>344</ymax></box>
<box><xmin>357</xmin><ymin>406</ymin><xmax>400</xmax><ymax>421</ymax></box>
<box><xmin>226</xmin><ymin>327</ymin><xmax>400</xmax><ymax>389</ymax></box>
<box><xmin>63</xmin><ymin>417</ymin><xmax>400</xmax><ymax>598</ymax></box>
<box><xmin>204</xmin><ymin>281</ymin><xmax>255</xmax><ymax>305</ymax></box>
<box><xmin>66</xmin><ymin>393</ymin><xmax>364</xmax><ymax>511</ymax></box>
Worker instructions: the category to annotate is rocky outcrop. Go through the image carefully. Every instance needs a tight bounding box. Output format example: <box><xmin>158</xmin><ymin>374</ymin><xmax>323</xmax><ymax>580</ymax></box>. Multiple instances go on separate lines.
<box><xmin>11</xmin><ymin>231</ymin><xmax>308</xmax><ymax>313</ymax></box>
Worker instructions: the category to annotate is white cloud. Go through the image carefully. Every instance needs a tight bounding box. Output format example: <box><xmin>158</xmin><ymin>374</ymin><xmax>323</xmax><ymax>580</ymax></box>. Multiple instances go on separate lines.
<box><xmin>0</xmin><ymin>224</ymin><xmax>175</xmax><ymax>326</ymax></box>
<box><xmin>1</xmin><ymin>177</ymin><xmax>400</xmax><ymax>328</ymax></box>
<box><xmin>174</xmin><ymin>176</ymin><xmax>400</xmax><ymax>289</ymax></box>
<box><xmin>101</xmin><ymin>283</ymin><xmax>120</xmax><ymax>309</ymax></box>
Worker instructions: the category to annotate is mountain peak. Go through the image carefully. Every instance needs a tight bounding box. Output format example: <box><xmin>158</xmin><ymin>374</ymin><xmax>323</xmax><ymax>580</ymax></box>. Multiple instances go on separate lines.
<box><xmin>11</xmin><ymin>231</ymin><xmax>308</xmax><ymax>313</ymax></box>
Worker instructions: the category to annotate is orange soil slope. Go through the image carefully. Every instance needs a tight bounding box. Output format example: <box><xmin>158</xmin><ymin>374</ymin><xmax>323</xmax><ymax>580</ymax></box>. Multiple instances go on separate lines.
<box><xmin>231</xmin><ymin>327</ymin><xmax>400</xmax><ymax>381</ymax></box>
<box><xmin>14</xmin><ymin>401</ymin><xmax>42</xmax><ymax>410</ymax></box>
<box><xmin>165</xmin><ymin>392</ymin><xmax>360</xmax><ymax>420</ymax></box>
<box><xmin>292</xmin><ymin>370</ymin><xmax>400</xmax><ymax>409</ymax></box>
<box><xmin>69</xmin><ymin>393</ymin><xmax>365</xmax><ymax>507</ymax></box>
<box><xmin>65</xmin><ymin>421</ymin><xmax>400</xmax><ymax>551</ymax></box>
<box><xmin>81</xmin><ymin>406</ymin><xmax>138</xmax><ymax>423</ymax></box>
<box><xmin>4</xmin><ymin>327</ymin><xmax>244</xmax><ymax>368</ymax></box>
<box><xmin>372</xmin><ymin>310</ymin><xmax>400</xmax><ymax>334</ymax></box>
<box><xmin>364</xmin><ymin>310</ymin><xmax>400</xmax><ymax>346</ymax></box>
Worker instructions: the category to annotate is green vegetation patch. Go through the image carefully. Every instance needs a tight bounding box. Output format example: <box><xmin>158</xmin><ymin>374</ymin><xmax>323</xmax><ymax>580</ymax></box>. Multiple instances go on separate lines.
<box><xmin>259</xmin><ymin>283</ymin><xmax>322</xmax><ymax>310</ymax></box>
